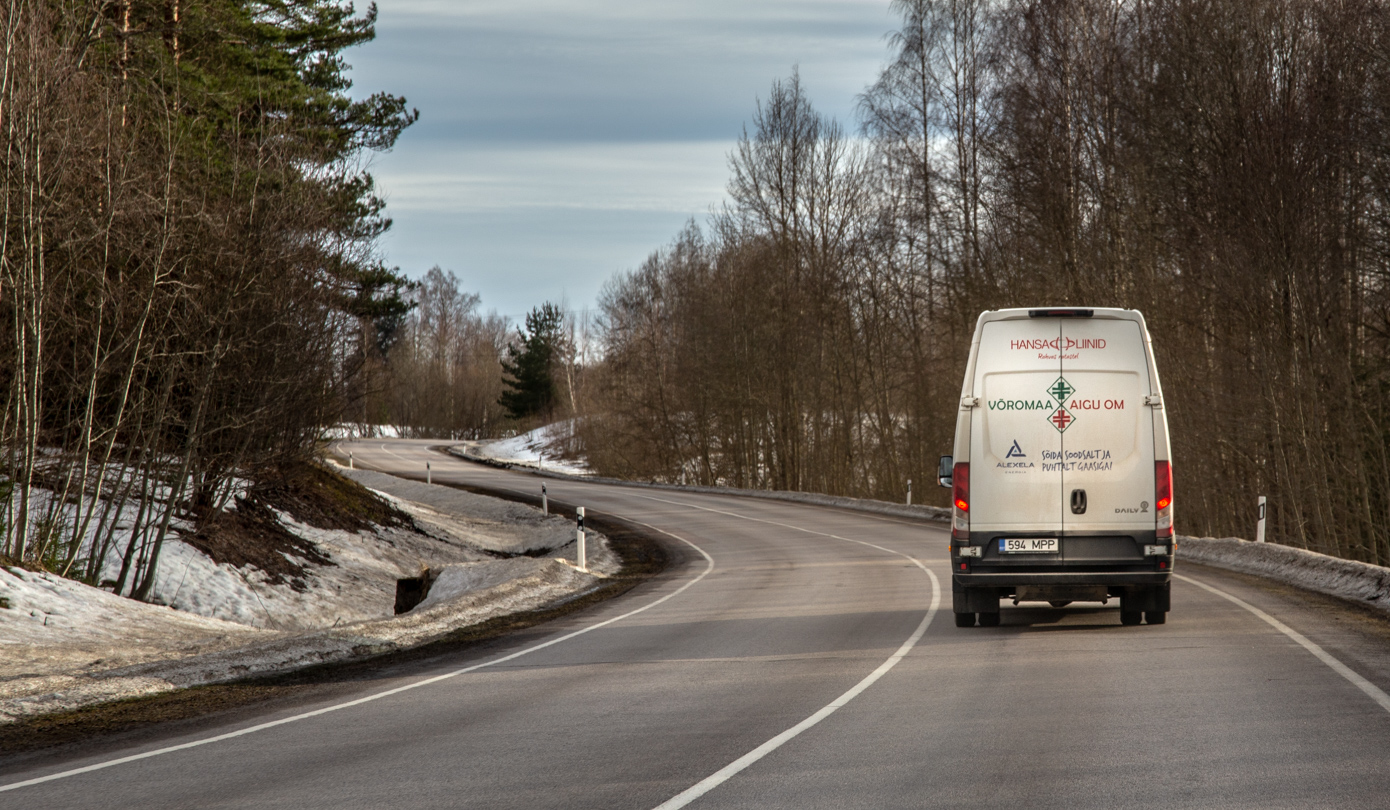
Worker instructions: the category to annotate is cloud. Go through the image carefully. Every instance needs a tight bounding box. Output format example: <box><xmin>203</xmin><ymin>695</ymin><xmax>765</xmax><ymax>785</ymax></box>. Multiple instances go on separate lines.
<box><xmin>351</xmin><ymin>0</ymin><xmax>899</xmax><ymax>313</ymax></box>
<box><xmin>376</xmin><ymin>206</ymin><xmax>702</xmax><ymax>321</ymax></box>
<box><xmin>371</xmin><ymin>140</ymin><xmax>733</xmax><ymax>214</ymax></box>
<box><xmin>385</xmin><ymin>0</ymin><xmax>887</xmax><ymax>26</ymax></box>
<box><xmin>355</xmin><ymin>0</ymin><xmax>892</xmax><ymax>142</ymax></box>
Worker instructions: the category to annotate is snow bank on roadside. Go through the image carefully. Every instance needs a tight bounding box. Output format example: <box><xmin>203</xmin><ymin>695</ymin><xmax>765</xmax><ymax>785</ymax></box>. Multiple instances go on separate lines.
<box><xmin>121</xmin><ymin>467</ymin><xmax>589</xmax><ymax>632</ymax></box>
<box><xmin>461</xmin><ymin>423</ymin><xmax>590</xmax><ymax>476</ymax></box>
<box><xmin>337</xmin><ymin>468</ymin><xmax>577</xmax><ymax>556</ymax></box>
<box><xmin>1178</xmin><ymin>536</ymin><xmax>1390</xmax><ymax>615</ymax></box>
<box><xmin>417</xmin><ymin>559</ymin><xmax>554</xmax><ymax>611</ymax></box>
<box><xmin>0</xmin><ymin>566</ymin><xmax>269</xmax><ymax>718</ymax></box>
<box><xmin>0</xmin><ymin>469</ymin><xmax>621</xmax><ymax>724</ymax></box>
<box><xmin>415</xmin><ymin>542</ymin><xmax>620</xmax><ymax>614</ymax></box>
<box><xmin>0</xmin><ymin>554</ymin><xmax>615</xmax><ymax>724</ymax></box>
<box><xmin>142</xmin><ymin>520</ymin><xmax>489</xmax><ymax>631</ymax></box>
<box><xmin>321</xmin><ymin>424</ymin><xmax>406</xmax><ymax>440</ymax></box>
<box><xmin>0</xmin><ymin>566</ymin><xmax>261</xmax><ymax>650</ymax></box>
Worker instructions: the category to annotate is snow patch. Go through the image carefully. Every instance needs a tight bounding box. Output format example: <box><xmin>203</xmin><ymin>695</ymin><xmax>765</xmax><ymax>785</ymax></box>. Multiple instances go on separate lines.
<box><xmin>1177</xmin><ymin>536</ymin><xmax>1390</xmax><ymax>615</ymax></box>
<box><xmin>458</xmin><ymin>422</ymin><xmax>591</xmax><ymax>476</ymax></box>
<box><xmin>417</xmin><ymin>559</ymin><xmax>555</xmax><ymax>611</ymax></box>
<box><xmin>321</xmin><ymin>424</ymin><xmax>407</xmax><ymax>440</ymax></box>
<box><xmin>0</xmin><ymin>549</ymin><xmax>614</xmax><ymax>724</ymax></box>
<box><xmin>0</xmin><ymin>470</ymin><xmax>621</xmax><ymax>724</ymax></box>
<box><xmin>0</xmin><ymin>565</ymin><xmax>269</xmax><ymax>717</ymax></box>
<box><xmin>340</xmin><ymin>468</ymin><xmax>578</xmax><ymax>556</ymax></box>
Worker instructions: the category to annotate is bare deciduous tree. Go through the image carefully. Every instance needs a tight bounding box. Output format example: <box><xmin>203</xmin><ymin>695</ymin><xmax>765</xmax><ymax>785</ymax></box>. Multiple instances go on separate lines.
<box><xmin>583</xmin><ymin>0</ymin><xmax>1390</xmax><ymax>566</ymax></box>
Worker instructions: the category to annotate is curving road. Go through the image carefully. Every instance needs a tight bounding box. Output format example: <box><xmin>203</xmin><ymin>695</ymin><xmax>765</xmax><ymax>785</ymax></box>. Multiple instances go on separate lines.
<box><xmin>4</xmin><ymin>438</ymin><xmax>1390</xmax><ymax>808</ymax></box>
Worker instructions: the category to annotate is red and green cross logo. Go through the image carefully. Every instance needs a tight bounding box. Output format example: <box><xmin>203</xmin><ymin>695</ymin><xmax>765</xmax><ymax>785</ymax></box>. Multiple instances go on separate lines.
<box><xmin>1047</xmin><ymin>377</ymin><xmax>1075</xmax><ymax>433</ymax></box>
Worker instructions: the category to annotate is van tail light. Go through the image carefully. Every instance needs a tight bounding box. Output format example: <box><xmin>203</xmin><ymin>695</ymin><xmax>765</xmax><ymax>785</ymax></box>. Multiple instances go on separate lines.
<box><xmin>1155</xmin><ymin>460</ymin><xmax>1173</xmax><ymax>539</ymax></box>
<box><xmin>1028</xmin><ymin>308</ymin><xmax>1094</xmax><ymax>318</ymax></box>
<box><xmin>1155</xmin><ymin>460</ymin><xmax>1172</xmax><ymax>510</ymax></box>
<box><xmin>952</xmin><ymin>462</ymin><xmax>970</xmax><ymax>540</ymax></box>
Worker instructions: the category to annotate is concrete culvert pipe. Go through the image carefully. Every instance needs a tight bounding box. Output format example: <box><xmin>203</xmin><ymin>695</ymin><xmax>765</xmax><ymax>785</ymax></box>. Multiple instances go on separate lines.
<box><xmin>394</xmin><ymin>568</ymin><xmax>435</xmax><ymax>614</ymax></box>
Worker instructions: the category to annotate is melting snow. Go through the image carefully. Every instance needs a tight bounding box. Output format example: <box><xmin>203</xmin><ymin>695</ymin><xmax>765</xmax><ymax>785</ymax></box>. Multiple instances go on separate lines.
<box><xmin>459</xmin><ymin>422</ymin><xmax>591</xmax><ymax>476</ymax></box>
<box><xmin>0</xmin><ymin>470</ymin><xmax>617</xmax><ymax>723</ymax></box>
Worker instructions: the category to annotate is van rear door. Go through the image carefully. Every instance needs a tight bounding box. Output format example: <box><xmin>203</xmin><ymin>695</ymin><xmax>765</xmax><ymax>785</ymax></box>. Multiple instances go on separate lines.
<box><xmin>1058</xmin><ymin>317</ymin><xmax>1155</xmax><ymax>534</ymax></box>
<box><xmin>971</xmin><ymin>318</ymin><xmax>1064</xmax><ymax>535</ymax></box>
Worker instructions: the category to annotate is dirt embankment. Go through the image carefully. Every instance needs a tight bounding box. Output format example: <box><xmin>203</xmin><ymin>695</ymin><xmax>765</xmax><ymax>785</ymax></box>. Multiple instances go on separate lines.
<box><xmin>182</xmin><ymin>462</ymin><xmax>413</xmax><ymax>591</ymax></box>
<box><xmin>0</xmin><ymin>459</ymin><xmax>667</xmax><ymax>754</ymax></box>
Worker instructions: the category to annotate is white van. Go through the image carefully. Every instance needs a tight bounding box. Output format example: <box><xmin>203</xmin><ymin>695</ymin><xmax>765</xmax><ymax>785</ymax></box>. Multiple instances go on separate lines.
<box><xmin>938</xmin><ymin>308</ymin><xmax>1173</xmax><ymax>627</ymax></box>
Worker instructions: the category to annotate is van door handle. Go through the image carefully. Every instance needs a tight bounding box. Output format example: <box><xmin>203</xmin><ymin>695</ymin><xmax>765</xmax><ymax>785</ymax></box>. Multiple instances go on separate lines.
<box><xmin>1071</xmin><ymin>488</ymin><xmax>1087</xmax><ymax>515</ymax></box>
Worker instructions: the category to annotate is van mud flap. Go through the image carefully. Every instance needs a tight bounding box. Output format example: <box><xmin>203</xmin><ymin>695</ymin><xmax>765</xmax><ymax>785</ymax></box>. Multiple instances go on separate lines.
<box><xmin>1118</xmin><ymin>582</ymin><xmax>1171</xmax><ymax>614</ymax></box>
<box><xmin>953</xmin><ymin>580</ymin><xmax>1002</xmax><ymax>614</ymax></box>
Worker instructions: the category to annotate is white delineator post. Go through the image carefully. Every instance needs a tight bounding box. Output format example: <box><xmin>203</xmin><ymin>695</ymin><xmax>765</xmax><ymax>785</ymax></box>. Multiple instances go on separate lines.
<box><xmin>542</xmin><ymin>483</ymin><xmax>548</xmax><ymax>515</ymax></box>
<box><xmin>348</xmin><ymin>451</ymin><xmax>353</xmax><ymax>470</ymax></box>
<box><xmin>576</xmin><ymin>506</ymin><xmax>587</xmax><ymax>572</ymax></box>
<box><xmin>907</xmin><ymin>478</ymin><xmax>913</xmax><ymax>506</ymax></box>
<box><xmin>1256</xmin><ymin>495</ymin><xmax>1267</xmax><ymax>543</ymax></box>
<box><xmin>426</xmin><ymin>461</ymin><xmax>431</xmax><ymax>485</ymax></box>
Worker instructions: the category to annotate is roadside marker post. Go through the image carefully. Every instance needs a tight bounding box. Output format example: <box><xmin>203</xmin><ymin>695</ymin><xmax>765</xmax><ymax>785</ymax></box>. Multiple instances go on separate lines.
<box><xmin>907</xmin><ymin>479</ymin><xmax>913</xmax><ymax>506</ymax></box>
<box><xmin>1256</xmin><ymin>496</ymin><xmax>1267</xmax><ymax>543</ymax></box>
<box><xmin>349</xmin><ymin>452</ymin><xmax>353</xmax><ymax>470</ymax></box>
<box><xmin>576</xmin><ymin>507</ymin><xmax>587</xmax><ymax>572</ymax></box>
<box><xmin>426</xmin><ymin>462</ymin><xmax>431</xmax><ymax>485</ymax></box>
<box><xmin>542</xmin><ymin>484</ymin><xmax>548</xmax><ymax>515</ymax></box>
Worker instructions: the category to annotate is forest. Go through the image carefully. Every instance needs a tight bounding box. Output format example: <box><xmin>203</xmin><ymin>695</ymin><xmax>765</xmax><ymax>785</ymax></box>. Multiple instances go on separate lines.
<box><xmin>0</xmin><ymin>0</ymin><xmax>416</xmax><ymax>588</ymax></box>
<box><xmin>4</xmin><ymin>0</ymin><xmax>1390</xmax><ymax>589</ymax></box>
<box><xmin>581</xmin><ymin>0</ymin><xmax>1390</xmax><ymax>566</ymax></box>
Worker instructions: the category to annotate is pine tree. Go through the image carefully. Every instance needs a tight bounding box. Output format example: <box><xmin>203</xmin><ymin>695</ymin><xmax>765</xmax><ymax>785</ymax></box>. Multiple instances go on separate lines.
<box><xmin>499</xmin><ymin>304</ymin><xmax>567</xmax><ymax>420</ymax></box>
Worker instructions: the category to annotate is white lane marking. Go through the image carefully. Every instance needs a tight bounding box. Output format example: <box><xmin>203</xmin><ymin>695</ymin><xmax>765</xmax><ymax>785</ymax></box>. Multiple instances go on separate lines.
<box><xmin>643</xmin><ymin>493</ymin><xmax>941</xmax><ymax>810</ymax></box>
<box><xmin>655</xmin><ymin>589</ymin><xmax>938</xmax><ymax>810</ymax></box>
<box><xmin>378</xmin><ymin>442</ymin><xmax>409</xmax><ymax>464</ymax></box>
<box><xmin>316</xmin><ymin>449</ymin><xmax>948</xmax><ymax>805</ymax></box>
<box><xmin>0</xmin><ymin>525</ymin><xmax>714</xmax><ymax>794</ymax></box>
<box><xmin>627</xmin><ymin>492</ymin><xmax>940</xmax><ymax>558</ymax></box>
<box><xmin>1177</xmin><ymin>573</ymin><xmax>1390</xmax><ymax>714</ymax></box>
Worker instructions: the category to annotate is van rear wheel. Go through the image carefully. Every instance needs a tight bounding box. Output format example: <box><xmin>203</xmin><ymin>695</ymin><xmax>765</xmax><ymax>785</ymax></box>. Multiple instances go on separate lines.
<box><xmin>1145</xmin><ymin>610</ymin><xmax>1167</xmax><ymax>625</ymax></box>
<box><xmin>1120</xmin><ymin>610</ymin><xmax>1142</xmax><ymax>626</ymax></box>
<box><xmin>978</xmin><ymin>611</ymin><xmax>1001</xmax><ymax>627</ymax></box>
<box><xmin>954</xmin><ymin>612</ymin><xmax>976</xmax><ymax>628</ymax></box>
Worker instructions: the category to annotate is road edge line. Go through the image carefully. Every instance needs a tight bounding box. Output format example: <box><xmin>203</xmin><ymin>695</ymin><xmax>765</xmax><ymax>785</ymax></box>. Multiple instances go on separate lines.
<box><xmin>642</xmin><ymin>494</ymin><xmax>941</xmax><ymax>810</ymax></box>
<box><xmin>0</xmin><ymin>525</ymin><xmax>714</xmax><ymax>794</ymax></box>
<box><xmin>1176</xmin><ymin>573</ymin><xmax>1390</xmax><ymax>714</ymax></box>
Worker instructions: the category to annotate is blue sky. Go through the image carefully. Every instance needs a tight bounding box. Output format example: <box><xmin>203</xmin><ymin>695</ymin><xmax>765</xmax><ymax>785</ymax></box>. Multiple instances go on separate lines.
<box><xmin>349</xmin><ymin>1</ymin><xmax>896</xmax><ymax>321</ymax></box>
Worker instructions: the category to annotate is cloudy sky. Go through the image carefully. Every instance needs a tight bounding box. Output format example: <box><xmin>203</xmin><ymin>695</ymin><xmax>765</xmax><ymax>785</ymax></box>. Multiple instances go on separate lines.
<box><xmin>348</xmin><ymin>0</ymin><xmax>897</xmax><ymax>321</ymax></box>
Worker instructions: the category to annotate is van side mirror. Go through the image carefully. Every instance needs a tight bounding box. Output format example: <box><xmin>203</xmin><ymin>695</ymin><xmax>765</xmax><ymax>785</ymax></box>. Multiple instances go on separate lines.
<box><xmin>938</xmin><ymin>455</ymin><xmax>953</xmax><ymax>488</ymax></box>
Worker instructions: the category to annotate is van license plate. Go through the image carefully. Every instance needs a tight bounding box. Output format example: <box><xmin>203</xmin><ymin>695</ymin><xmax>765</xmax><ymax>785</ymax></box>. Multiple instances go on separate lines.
<box><xmin>1000</xmin><ymin>538</ymin><xmax>1059</xmax><ymax>554</ymax></box>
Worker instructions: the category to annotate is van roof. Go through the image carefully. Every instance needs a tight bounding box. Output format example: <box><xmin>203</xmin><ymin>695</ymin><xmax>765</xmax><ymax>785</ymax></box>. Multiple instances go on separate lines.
<box><xmin>979</xmin><ymin>307</ymin><xmax>1145</xmax><ymax>324</ymax></box>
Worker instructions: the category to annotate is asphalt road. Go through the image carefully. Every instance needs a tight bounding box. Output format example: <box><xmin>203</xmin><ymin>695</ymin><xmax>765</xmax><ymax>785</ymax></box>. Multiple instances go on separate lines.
<box><xmin>4</xmin><ymin>438</ymin><xmax>1390</xmax><ymax>808</ymax></box>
